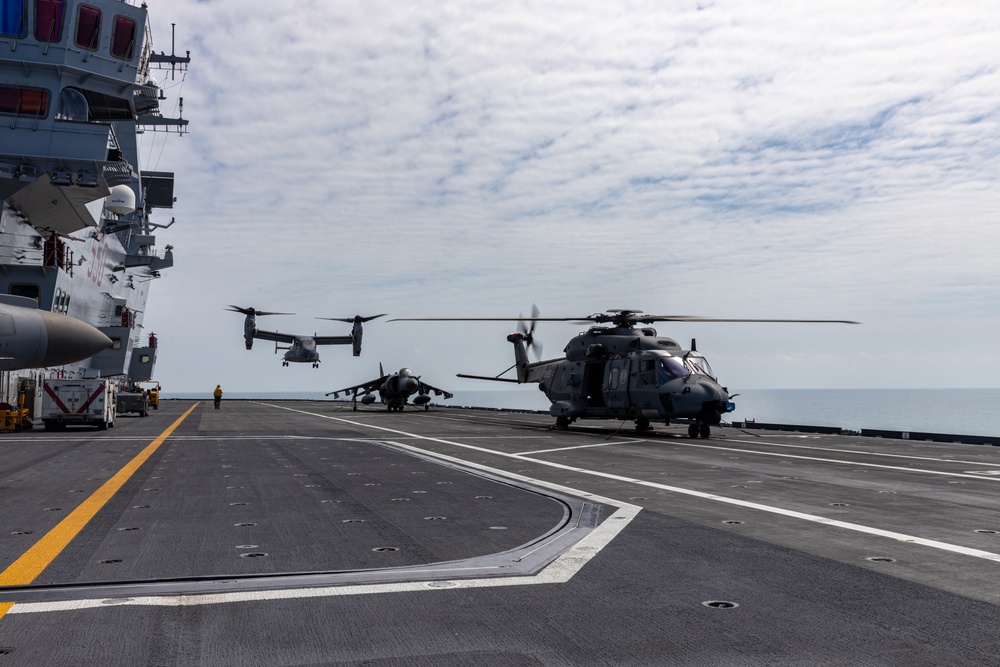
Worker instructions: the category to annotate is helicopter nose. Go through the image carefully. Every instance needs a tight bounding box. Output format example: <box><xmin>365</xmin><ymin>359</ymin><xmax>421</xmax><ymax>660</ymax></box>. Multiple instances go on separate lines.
<box><xmin>673</xmin><ymin>379</ymin><xmax>727</xmax><ymax>412</ymax></box>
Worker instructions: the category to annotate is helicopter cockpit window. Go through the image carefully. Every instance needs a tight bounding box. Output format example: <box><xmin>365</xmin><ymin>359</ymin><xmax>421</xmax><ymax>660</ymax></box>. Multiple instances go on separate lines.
<box><xmin>686</xmin><ymin>355</ymin><xmax>716</xmax><ymax>379</ymax></box>
<box><xmin>638</xmin><ymin>359</ymin><xmax>656</xmax><ymax>385</ymax></box>
<box><xmin>656</xmin><ymin>357</ymin><xmax>690</xmax><ymax>383</ymax></box>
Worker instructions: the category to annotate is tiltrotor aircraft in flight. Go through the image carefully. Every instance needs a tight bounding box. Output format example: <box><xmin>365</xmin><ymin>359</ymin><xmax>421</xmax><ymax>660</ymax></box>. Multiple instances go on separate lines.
<box><xmin>327</xmin><ymin>363</ymin><xmax>453</xmax><ymax>411</ymax></box>
<box><xmin>226</xmin><ymin>306</ymin><xmax>384</xmax><ymax>367</ymax></box>
<box><xmin>0</xmin><ymin>294</ymin><xmax>111</xmax><ymax>371</ymax></box>
<box><xmin>393</xmin><ymin>307</ymin><xmax>857</xmax><ymax>437</ymax></box>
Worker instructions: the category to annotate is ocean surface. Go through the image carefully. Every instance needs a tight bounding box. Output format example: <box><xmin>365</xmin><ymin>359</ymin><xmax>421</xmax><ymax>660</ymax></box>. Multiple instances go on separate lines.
<box><xmin>165</xmin><ymin>388</ymin><xmax>1000</xmax><ymax>437</ymax></box>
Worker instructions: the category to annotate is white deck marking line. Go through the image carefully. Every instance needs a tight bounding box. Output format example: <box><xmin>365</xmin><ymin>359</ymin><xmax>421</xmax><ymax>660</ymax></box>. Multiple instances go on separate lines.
<box><xmin>7</xmin><ymin>502</ymin><xmax>638</xmax><ymax>613</ymax></box>
<box><xmin>515</xmin><ymin>441</ymin><xmax>642</xmax><ymax>455</ymax></box>
<box><xmin>724</xmin><ymin>437</ymin><xmax>1000</xmax><ymax>467</ymax></box>
<box><xmin>261</xmin><ymin>403</ymin><xmax>1000</xmax><ymax>564</ymax></box>
<box><xmin>508</xmin><ymin>432</ymin><xmax>1000</xmax><ymax>468</ymax></box>
<box><xmin>7</xmin><ymin>407</ymin><xmax>640</xmax><ymax>614</ymax></box>
<box><xmin>631</xmin><ymin>440</ymin><xmax>1000</xmax><ymax>482</ymax></box>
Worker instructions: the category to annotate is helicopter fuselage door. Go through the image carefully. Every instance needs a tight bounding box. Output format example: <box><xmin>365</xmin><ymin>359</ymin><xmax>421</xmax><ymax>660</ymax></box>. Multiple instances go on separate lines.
<box><xmin>583</xmin><ymin>360</ymin><xmax>606</xmax><ymax>407</ymax></box>
<box><xmin>603</xmin><ymin>356</ymin><xmax>631</xmax><ymax>412</ymax></box>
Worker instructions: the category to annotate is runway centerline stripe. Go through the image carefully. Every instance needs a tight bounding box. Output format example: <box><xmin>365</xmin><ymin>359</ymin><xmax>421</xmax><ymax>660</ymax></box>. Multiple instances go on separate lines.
<box><xmin>0</xmin><ymin>403</ymin><xmax>199</xmax><ymax>620</ymax></box>
<box><xmin>264</xmin><ymin>403</ymin><xmax>1000</xmax><ymax>564</ymax></box>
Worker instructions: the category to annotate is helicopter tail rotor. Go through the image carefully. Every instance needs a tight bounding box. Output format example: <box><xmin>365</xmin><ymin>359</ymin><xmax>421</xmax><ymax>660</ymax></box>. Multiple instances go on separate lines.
<box><xmin>517</xmin><ymin>304</ymin><xmax>543</xmax><ymax>360</ymax></box>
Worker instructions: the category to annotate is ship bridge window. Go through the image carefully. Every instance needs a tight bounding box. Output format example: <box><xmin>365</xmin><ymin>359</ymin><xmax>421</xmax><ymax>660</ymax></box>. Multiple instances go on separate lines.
<box><xmin>34</xmin><ymin>0</ymin><xmax>65</xmax><ymax>42</ymax></box>
<box><xmin>1</xmin><ymin>1</ymin><xmax>27</xmax><ymax>38</ymax></box>
<box><xmin>0</xmin><ymin>86</ymin><xmax>50</xmax><ymax>118</ymax></box>
<box><xmin>74</xmin><ymin>4</ymin><xmax>100</xmax><ymax>50</ymax></box>
<box><xmin>110</xmin><ymin>14</ymin><xmax>136</xmax><ymax>59</ymax></box>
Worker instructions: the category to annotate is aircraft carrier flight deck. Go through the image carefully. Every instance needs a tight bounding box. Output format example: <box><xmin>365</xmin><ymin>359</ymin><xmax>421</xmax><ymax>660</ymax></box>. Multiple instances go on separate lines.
<box><xmin>2</xmin><ymin>400</ymin><xmax>999</xmax><ymax>666</ymax></box>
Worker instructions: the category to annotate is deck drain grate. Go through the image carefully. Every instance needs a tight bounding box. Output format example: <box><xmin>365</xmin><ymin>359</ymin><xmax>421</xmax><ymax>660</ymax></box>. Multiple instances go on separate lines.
<box><xmin>10</xmin><ymin>531</ymin><xmax>33</xmax><ymax>535</ymax></box>
<box><xmin>372</xmin><ymin>547</ymin><xmax>398</xmax><ymax>552</ymax></box>
<box><xmin>975</xmin><ymin>529</ymin><xmax>999</xmax><ymax>534</ymax></box>
<box><xmin>239</xmin><ymin>552</ymin><xmax>268</xmax><ymax>558</ymax></box>
<box><xmin>117</xmin><ymin>527</ymin><xmax>140</xmax><ymax>532</ymax></box>
<box><xmin>424</xmin><ymin>516</ymin><xmax>446</xmax><ymax>521</ymax></box>
<box><xmin>866</xmin><ymin>556</ymin><xmax>896</xmax><ymax>563</ymax></box>
<box><xmin>99</xmin><ymin>559</ymin><xmax>123</xmax><ymax>564</ymax></box>
<box><xmin>342</xmin><ymin>519</ymin><xmax>365</xmax><ymax>523</ymax></box>
<box><xmin>234</xmin><ymin>522</ymin><xmax>257</xmax><ymax>527</ymax></box>
<box><xmin>722</xmin><ymin>520</ymin><xmax>744</xmax><ymax>525</ymax></box>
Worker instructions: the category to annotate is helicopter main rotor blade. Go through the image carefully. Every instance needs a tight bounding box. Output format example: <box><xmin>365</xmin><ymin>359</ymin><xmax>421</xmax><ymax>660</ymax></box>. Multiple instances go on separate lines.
<box><xmin>640</xmin><ymin>317</ymin><xmax>862</xmax><ymax>324</ymax></box>
<box><xmin>225</xmin><ymin>305</ymin><xmax>293</xmax><ymax>316</ymax></box>
<box><xmin>390</xmin><ymin>315</ymin><xmax>859</xmax><ymax>324</ymax></box>
<box><xmin>317</xmin><ymin>314</ymin><xmax>388</xmax><ymax>323</ymax></box>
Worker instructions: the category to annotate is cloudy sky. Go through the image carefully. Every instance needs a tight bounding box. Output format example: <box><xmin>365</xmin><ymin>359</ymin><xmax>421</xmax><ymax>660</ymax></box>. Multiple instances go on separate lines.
<box><xmin>137</xmin><ymin>0</ymin><xmax>999</xmax><ymax>398</ymax></box>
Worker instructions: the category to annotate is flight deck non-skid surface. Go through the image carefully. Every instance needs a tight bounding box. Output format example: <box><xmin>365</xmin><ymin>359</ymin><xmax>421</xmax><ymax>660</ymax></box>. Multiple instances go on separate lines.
<box><xmin>1</xmin><ymin>399</ymin><xmax>999</xmax><ymax>666</ymax></box>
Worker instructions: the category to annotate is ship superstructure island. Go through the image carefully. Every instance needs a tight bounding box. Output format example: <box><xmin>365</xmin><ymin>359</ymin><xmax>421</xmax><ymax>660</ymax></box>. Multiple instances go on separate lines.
<box><xmin>0</xmin><ymin>0</ymin><xmax>188</xmax><ymax>412</ymax></box>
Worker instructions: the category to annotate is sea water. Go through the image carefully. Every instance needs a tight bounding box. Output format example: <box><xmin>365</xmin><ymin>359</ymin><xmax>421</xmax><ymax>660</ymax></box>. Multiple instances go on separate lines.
<box><xmin>165</xmin><ymin>388</ymin><xmax>1000</xmax><ymax>437</ymax></box>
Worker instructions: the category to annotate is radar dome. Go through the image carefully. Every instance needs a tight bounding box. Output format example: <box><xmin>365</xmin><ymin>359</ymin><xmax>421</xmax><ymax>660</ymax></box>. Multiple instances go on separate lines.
<box><xmin>105</xmin><ymin>185</ymin><xmax>136</xmax><ymax>214</ymax></box>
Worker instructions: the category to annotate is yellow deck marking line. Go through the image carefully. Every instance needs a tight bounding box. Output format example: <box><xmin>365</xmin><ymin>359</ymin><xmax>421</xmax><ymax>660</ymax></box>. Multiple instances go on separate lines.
<box><xmin>0</xmin><ymin>403</ymin><xmax>199</xmax><ymax>620</ymax></box>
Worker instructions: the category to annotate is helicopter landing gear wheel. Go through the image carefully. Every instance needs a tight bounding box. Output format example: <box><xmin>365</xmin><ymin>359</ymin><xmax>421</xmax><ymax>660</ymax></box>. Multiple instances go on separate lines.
<box><xmin>688</xmin><ymin>423</ymin><xmax>699</xmax><ymax>438</ymax></box>
<box><xmin>554</xmin><ymin>416</ymin><xmax>570</xmax><ymax>430</ymax></box>
<box><xmin>699</xmin><ymin>423</ymin><xmax>711</xmax><ymax>439</ymax></box>
<box><xmin>635</xmin><ymin>417</ymin><xmax>651</xmax><ymax>431</ymax></box>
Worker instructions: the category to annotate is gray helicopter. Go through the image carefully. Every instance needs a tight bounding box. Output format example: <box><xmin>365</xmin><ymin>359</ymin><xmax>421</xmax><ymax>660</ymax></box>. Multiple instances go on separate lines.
<box><xmin>393</xmin><ymin>308</ymin><xmax>857</xmax><ymax>437</ymax></box>
<box><xmin>226</xmin><ymin>306</ymin><xmax>385</xmax><ymax>368</ymax></box>
<box><xmin>327</xmin><ymin>363</ymin><xmax>453</xmax><ymax>411</ymax></box>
